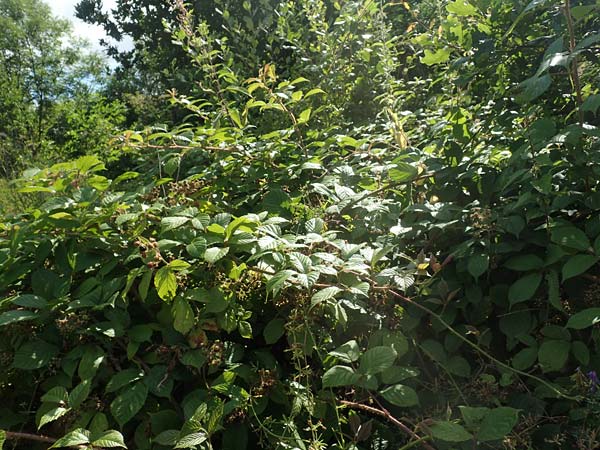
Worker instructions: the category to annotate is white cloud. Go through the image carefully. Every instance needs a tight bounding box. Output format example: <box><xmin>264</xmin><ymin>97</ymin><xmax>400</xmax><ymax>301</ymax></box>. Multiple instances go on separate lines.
<box><xmin>48</xmin><ymin>0</ymin><xmax>132</xmax><ymax>58</ymax></box>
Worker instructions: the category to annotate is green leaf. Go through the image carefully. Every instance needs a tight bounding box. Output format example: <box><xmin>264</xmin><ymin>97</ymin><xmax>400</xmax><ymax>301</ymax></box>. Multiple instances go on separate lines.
<box><xmin>512</xmin><ymin>346</ymin><xmax>538</xmax><ymax>371</ymax></box>
<box><xmin>89</xmin><ymin>412</ymin><xmax>109</xmax><ymax>435</ymax></box>
<box><xmin>420</xmin><ymin>339</ymin><xmax>447</xmax><ymax>363</ymax></box>
<box><xmin>571</xmin><ymin>5</ymin><xmax>598</xmax><ymax>20</ymax></box>
<box><xmin>546</xmin><ymin>270</ymin><xmax>563</xmax><ymax>312</ymax></box>
<box><xmin>467</xmin><ymin>253</ymin><xmax>488</xmax><ymax>279</ymax></box>
<box><xmin>562</xmin><ymin>255</ymin><xmax>598</xmax><ymax>281</ymax></box>
<box><xmin>225</xmin><ymin>216</ymin><xmax>256</xmax><ymax>240</ymax></box>
<box><xmin>12</xmin><ymin>340</ymin><xmax>59</xmax><ymax>370</ymax></box>
<box><xmin>90</xmin><ymin>430</ymin><xmax>127</xmax><ymax>448</ymax></box>
<box><xmin>204</xmin><ymin>247</ymin><xmax>230</xmax><ymax>264</ymax></box>
<box><xmin>138</xmin><ymin>270</ymin><xmax>152</xmax><ymax>300</ymax></box>
<box><xmin>538</xmin><ymin>340</ymin><xmax>570</xmax><ymax>372</ymax></box>
<box><xmin>161</xmin><ymin>216</ymin><xmax>190</xmax><ymax>231</ymax></box>
<box><xmin>181</xmin><ymin>350</ymin><xmax>206</xmax><ymax>369</ymax></box>
<box><xmin>505</xmin><ymin>0</ymin><xmax>553</xmax><ymax>36</ymax></box>
<box><xmin>297</xmin><ymin>108</ymin><xmax>312</xmax><ymax>125</ymax></box>
<box><xmin>203</xmin><ymin>288</ymin><xmax>228</xmax><ymax>313</ymax></box>
<box><xmin>155</xmin><ymin>267</ymin><xmax>177</xmax><ymax>301</ymax></box>
<box><xmin>582</xmin><ymin>94</ymin><xmax>600</xmax><ymax>116</ymax></box>
<box><xmin>459</xmin><ymin>406</ymin><xmax>489</xmax><ymax>428</ymax></box>
<box><xmin>75</xmin><ymin>155</ymin><xmax>105</xmax><ymax>172</ymax></box>
<box><xmin>266</xmin><ymin>270</ymin><xmax>294</xmax><ymax>296</ymax></box>
<box><xmin>69</xmin><ymin>380</ymin><xmax>91</xmax><ymax>409</ymax></box>
<box><xmin>430</xmin><ymin>421</ymin><xmax>472</xmax><ymax>442</ymax></box>
<box><xmin>379</xmin><ymin>384</ymin><xmax>419</xmax><ymax>407</ymax></box>
<box><xmin>477</xmin><ymin>407</ymin><xmax>519</xmax><ymax>441</ymax></box>
<box><xmin>445</xmin><ymin>356</ymin><xmax>471</xmax><ymax>378</ymax></box>
<box><xmin>421</xmin><ymin>48</ymin><xmax>451</xmax><ymax>66</ymax></box>
<box><xmin>129</xmin><ymin>325</ymin><xmax>153</xmax><ymax>342</ymax></box>
<box><xmin>359</xmin><ymin>346</ymin><xmax>397</xmax><ymax>375</ymax></box>
<box><xmin>504</xmin><ymin>255</ymin><xmax>544</xmax><ymax>271</ymax></box>
<box><xmin>50</xmin><ymin>429</ymin><xmax>90</xmax><ymax>448</ymax></box>
<box><xmin>515</xmin><ymin>75</ymin><xmax>552</xmax><ymax>103</ymax></box>
<box><xmin>88</xmin><ymin>175</ymin><xmax>110</xmax><ymax>191</ymax></box>
<box><xmin>41</xmin><ymin>386</ymin><xmax>69</xmax><ymax>404</ymax></box>
<box><xmin>229</xmin><ymin>108</ymin><xmax>243</xmax><ymax>128</ymax></box>
<box><xmin>12</xmin><ymin>294</ymin><xmax>47</xmax><ymax>308</ymax></box>
<box><xmin>0</xmin><ymin>310</ymin><xmax>38</xmax><ymax>326</ymax></box>
<box><xmin>238</xmin><ymin>320</ymin><xmax>252</xmax><ymax>339</ymax></box>
<box><xmin>572</xmin><ymin>340</ymin><xmax>590</xmax><ymax>365</ymax></box>
<box><xmin>329</xmin><ymin>340</ymin><xmax>360</xmax><ymax>363</ymax></box>
<box><xmin>172</xmin><ymin>297</ymin><xmax>195</xmax><ymax>334</ymax></box>
<box><xmin>0</xmin><ymin>430</ymin><xmax>5</xmax><ymax>448</ymax></box>
<box><xmin>263</xmin><ymin>318</ymin><xmax>285</xmax><ymax>344</ymax></box>
<box><xmin>106</xmin><ymin>369</ymin><xmax>145</xmax><ymax>393</ymax></box>
<box><xmin>381</xmin><ymin>331</ymin><xmax>409</xmax><ymax>358</ymax></box>
<box><xmin>153</xmin><ymin>430</ymin><xmax>179</xmax><ymax>446</ymax></box>
<box><xmin>381</xmin><ymin>366</ymin><xmax>419</xmax><ymax>384</ymax></box>
<box><xmin>311</xmin><ymin>286</ymin><xmax>342</xmax><ymax>308</ymax></box>
<box><xmin>175</xmin><ymin>432</ymin><xmax>208</xmax><ymax>449</ymax></box>
<box><xmin>574</xmin><ymin>32</ymin><xmax>600</xmax><ymax>52</ymax></box>
<box><xmin>38</xmin><ymin>407</ymin><xmax>71</xmax><ymax>429</ymax></box>
<box><xmin>446</xmin><ymin>0</ymin><xmax>478</xmax><ymax>16</ymax></box>
<box><xmin>566</xmin><ymin>308</ymin><xmax>600</xmax><ymax>329</ymax></box>
<box><xmin>322</xmin><ymin>366</ymin><xmax>360</xmax><ymax>388</ymax></box>
<box><xmin>388</xmin><ymin>162</ymin><xmax>417</xmax><ymax>182</ymax></box>
<box><xmin>110</xmin><ymin>382</ymin><xmax>148</xmax><ymax>427</ymax></box>
<box><xmin>508</xmin><ymin>273</ymin><xmax>542</xmax><ymax>306</ymax></box>
<box><xmin>186</xmin><ymin>238</ymin><xmax>207</xmax><ymax>258</ymax></box>
<box><xmin>169</xmin><ymin>259</ymin><xmax>190</xmax><ymax>271</ymax></box>
<box><xmin>305</xmin><ymin>88</ymin><xmax>325</xmax><ymax>98</ymax></box>
<box><xmin>551</xmin><ymin>226</ymin><xmax>591</xmax><ymax>251</ymax></box>
<box><xmin>78</xmin><ymin>346</ymin><xmax>105</xmax><ymax>380</ymax></box>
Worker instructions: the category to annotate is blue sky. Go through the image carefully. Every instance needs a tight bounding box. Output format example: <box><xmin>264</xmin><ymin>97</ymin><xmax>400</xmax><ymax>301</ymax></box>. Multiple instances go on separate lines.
<box><xmin>49</xmin><ymin>0</ymin><xmax>132</xmax><ymax>57</ymax></box>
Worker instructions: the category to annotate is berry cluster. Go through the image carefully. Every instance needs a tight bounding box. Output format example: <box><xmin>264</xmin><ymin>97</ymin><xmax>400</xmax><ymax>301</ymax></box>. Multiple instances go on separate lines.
<box><xmin>134</xmin><ymin>237</ymin><xmax>163</xmax><ymax>268</ymax></box>
<box><xmin>207</xmin><ymin>340</ymin><xmax>224</xmax><ymax>367</ymax></box>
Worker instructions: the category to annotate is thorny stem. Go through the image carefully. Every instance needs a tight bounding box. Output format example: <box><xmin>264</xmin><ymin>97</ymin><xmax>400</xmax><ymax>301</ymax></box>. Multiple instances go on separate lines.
<box><xmin>386</xmin><ymin>287</ymin><xmax>582</xmax><ymax>402</ymax></box>
<box><xmin>5</xmin><ymin>431</ymin><xmax>90</xmax><ymax>449</ymax></box>
<box><xmin>340</xmin><ymin>400</ymin><xmax>436</xmax><ymax>450</ymax></box>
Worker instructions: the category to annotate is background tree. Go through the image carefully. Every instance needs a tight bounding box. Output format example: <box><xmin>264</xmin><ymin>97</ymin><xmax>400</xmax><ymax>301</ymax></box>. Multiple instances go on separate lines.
<box><xmin>0</xmin><ymin>0</ymin><xmax>124</xmax><ymax>177</ymax></box>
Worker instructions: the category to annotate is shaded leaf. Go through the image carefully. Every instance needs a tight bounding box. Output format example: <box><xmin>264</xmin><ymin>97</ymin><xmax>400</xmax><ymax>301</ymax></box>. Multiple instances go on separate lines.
<box><xmin>322</xmin><ymin>366</ymin><xmax>359</xmax><ymax>388</ymax></box>
<box><xmin>379</xmin><ymin>384</ymin><xmax>419</xmax><ymax>407</ymax></box>
<box><xmin>430</xmin><ymin>421</ymin><xmax>472</xmax><ymax>442</ymax></box>
<box><xmin>110</xmin><ymin>382</ymin><xmax>148</xmax><ymax>427</ymax></box>
<box><xmin>567</xmin><ymin>308</ymin><xmax>600</xmax><ymax>329</ymax></box>
<box><xmin>359</xmin><ymin>347</ymin><xmax>397</xmax><ymax>375</ymax></box>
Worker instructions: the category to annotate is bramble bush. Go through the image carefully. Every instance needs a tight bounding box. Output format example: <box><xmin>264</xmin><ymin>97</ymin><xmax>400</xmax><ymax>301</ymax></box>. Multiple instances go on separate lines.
<box><xmin>1</xmin><ymin>1</ymin><xmax>600</xmax><ymax>449</ymax></box>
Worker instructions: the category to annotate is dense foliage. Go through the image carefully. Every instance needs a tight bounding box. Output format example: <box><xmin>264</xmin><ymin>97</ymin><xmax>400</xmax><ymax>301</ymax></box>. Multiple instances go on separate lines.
<box><xmin>1</xmin><ymin>0</ymin><xmax>600</xmax><ymax>449</ymax></box>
